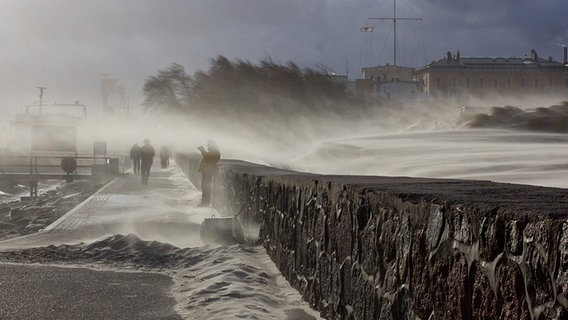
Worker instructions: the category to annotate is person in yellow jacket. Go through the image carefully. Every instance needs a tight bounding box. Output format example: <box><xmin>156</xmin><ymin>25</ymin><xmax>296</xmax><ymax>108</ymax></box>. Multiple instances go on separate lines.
<box><xmin>197</xmin><ymin>140</ymin><xmax>220</xmax><ymax>207</ymax></box>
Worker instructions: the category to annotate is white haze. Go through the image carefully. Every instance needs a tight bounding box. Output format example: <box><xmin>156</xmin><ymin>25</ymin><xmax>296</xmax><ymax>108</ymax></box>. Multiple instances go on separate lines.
<box><xmin>5</xmin><ymin>97</ymin><xmax>566</xmax><ymax>189</ymax></box>
<box><xmin>2</xmin><ymin>98</ymin><xmax>567</xmax><ymax>320</ymax></box>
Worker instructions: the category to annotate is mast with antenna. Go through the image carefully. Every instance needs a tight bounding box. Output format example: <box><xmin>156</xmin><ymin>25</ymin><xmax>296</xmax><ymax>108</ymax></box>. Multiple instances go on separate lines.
<box><xmin>363</xmin><ymin>0</ymin><xmax>422</xmax><ymax>79</ymax></box>
<box><xmin>37</xmin><ymin>86</ymin><xmax>47</xmax><ymax>114</ymax></box>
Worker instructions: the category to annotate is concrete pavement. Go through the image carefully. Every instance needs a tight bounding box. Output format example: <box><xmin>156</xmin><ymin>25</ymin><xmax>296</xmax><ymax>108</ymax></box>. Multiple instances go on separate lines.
<box><xmin>0</xmin><ymin>263</ymin><xmax>182</xmax><ymax>320</ymax></box>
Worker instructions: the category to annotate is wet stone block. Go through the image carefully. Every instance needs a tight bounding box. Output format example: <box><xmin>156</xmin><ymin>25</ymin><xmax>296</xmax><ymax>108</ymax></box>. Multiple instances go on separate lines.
<box><xmin>471</xmin><ymin>262</ymin><xmax>499</xmax><ymax>320</ymax></box>
<box><xmin>340</xmin><ymin>258</ymin><xmax>353</xmax><ymax>308</ymax></box>
<box><xmin>328</xmin><ymin>257</ymin><xmax>341</xmax><ymax>319</ymax></box>
<box><xmin>295</xmin><ymin>237</ymin><xmax>315</xmax><ymax>279</ymax></box>
<box><xmin>432</xmin><ymin>253</ymin><xmax>468</xmax><ymax>320</ymax></box>
<box><xmin>282</xmin><ymin>215</ymin><xmax>296</xmax><ymax>249</ymax></box>
<box><xmin>334</xmin><ymin>202</ymin><xmax>353</xmax><ymax>264</ymax></box>
<box><xmin>286</xmin><ymin>250</ymin><xmax>297</xmax><ymax>283</ymax></box>
<box><xmin>498</xmin><ymin>259</ymin><xmax>531</xmax><ymax>320</ymax></box>
<box><xmin>427</xmin><ymin>204</ymin><xmax>444</xmax><ymax>251</ymax></box>
<box><xmin>558</xmin><ymin>222</ymin><xmax>568</xmax><ymax>301</ymax></box>
<box><xmin>525</xmin><ymin>221</ymin><xmax>552</xmax><ymax>258</ymax></box>
<box><xmin>378</xmin><ymin>297</ymin><xmax>394</xmax><ymax>320</ymax></box>
<box><xmin>359</xmin><ymin>219</ymin><xmax>378</xmax><ymax>276</ymax></box>
<box><xmin>380</xmin><ymin>207</ymin><xmax>400</xmax><ymax>264</ymax></box>
<box><xmin>319</xmin><ymin>252</ymin><xmax>332</xmax><ymax>311</ymax></box>
<box><xmin>525</xmin><ymin>222</ymin><xmax>555</xmax><ymax>306</ymax></box>
<box><xmin>393</xmin><ymin>287</ymin><xmax>412</xmax><ymax>320</ymax></box>
<box><xmin>383</xmin><ymin>261</ymin><xmax>400</xmax><ymax>295</ymax></box>
<box><xmin>314</xmin><ymin>207</ymin><xmax>327</xmax><ymax>251</ymax></box>
<box><xmin>398</xmin><ymin>214</ymin><xmax>411</xmax><ymax>283</ymax></box>
<box><xmin>351</xmin><ymin>268</ymin><xmax>366</xmax><ymax>320</ymax></box>
<box><xmin>538</xmin><ymin>302</ymin><xmax>568</xmax><ymax>320</ymax></box>
<box><xmin>363</xmin><ymin>276</ymin><xmax>378</xmax><ymax>319</ymax></box>
<box><xmin>479</xmin><ymin>216</ymin><xmax>506</xmax><ymax>261</ymax></box>
<box><xmin>411</xmin><ymin>229</ymin><xmax>433</xmax><ymax>319</ymax></box>
<box><xmin>449</xmin><ymin>209</ymin><xmax>474</xmax><ymax>245</ymax></box>
<box><xmin>506</xmin><ymin>220</ymin><xmax>525</xmax><ymax>256</ymax></box>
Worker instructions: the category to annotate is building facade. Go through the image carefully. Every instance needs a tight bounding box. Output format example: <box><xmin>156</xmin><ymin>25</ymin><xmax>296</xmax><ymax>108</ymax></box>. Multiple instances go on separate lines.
<box><xmin>362</xmin><ymin>64</ymin><xmax>414</xmax><ymax>82</ymax></box>
<box><xmin>414</xmin><ymin>49</ymin><xmax>568</xmax><ymax>102</ymax></box>
<box><xmin>357</xmin><ymin>65</ymin><xmax>426</xmax><ymax>102</ymax></box>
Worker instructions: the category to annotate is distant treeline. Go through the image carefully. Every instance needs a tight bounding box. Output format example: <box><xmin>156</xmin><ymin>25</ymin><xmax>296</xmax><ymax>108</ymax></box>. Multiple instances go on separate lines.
<box><xmin>142</xmin><ymin>56</ymin><xmax>369</xmax><ymax>121</ymax></box>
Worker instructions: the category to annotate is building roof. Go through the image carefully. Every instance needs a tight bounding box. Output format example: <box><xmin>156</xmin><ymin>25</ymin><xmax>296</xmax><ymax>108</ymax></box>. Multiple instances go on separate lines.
<box><xmin>362</xmin><ymin>65</ymin><xmax>415</xmax><ymax>72</ymax></box>
<box><xmin>415</xmin><ymin>51</ymin><xmax>566</xmax><ymax>73</ymax></box>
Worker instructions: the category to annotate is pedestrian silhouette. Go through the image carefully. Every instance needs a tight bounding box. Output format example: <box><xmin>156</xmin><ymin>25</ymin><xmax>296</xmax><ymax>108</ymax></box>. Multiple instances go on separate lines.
<box><xmin>197</xmin><ymin>140</ymin><xmax>220</xmax><ymax>207</ymax></box>
<box><xmin>130</xmin><ymin>143</ymin><xmax>141</xmax><ymax>175</ymax></box>
<box><xmin>140</xmin><ymin>139</ymin><xmax>155</xmax><ymax>185</ymax></box>
<box><xmin>160</xmin><ymin>146</ymin><xmax>170</xmax><ymax>168</ymax></box>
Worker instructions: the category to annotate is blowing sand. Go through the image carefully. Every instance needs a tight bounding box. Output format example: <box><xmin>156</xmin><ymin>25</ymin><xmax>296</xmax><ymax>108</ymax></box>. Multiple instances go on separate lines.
<box><xmin>0</xmin><ymin>168</ymin><xmax>323</xmax><ymax>320</ymax></box>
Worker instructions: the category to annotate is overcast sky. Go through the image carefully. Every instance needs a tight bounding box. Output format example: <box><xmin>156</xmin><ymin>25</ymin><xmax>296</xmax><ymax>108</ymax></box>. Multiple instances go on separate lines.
<box><xmin>1</xmin><ymin>0</ymin><xmax>567</xmax><ymax>116</ymax></box>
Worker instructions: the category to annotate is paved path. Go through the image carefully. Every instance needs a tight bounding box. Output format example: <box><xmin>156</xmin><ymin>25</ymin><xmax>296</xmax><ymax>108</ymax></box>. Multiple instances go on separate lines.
<box><xmin>0</xmin><ymin>163</ymin><xmax>209</xmax><ymax>250</ymax></box>
<box><xmin>0</xmin><ymin>162</ymin><xmax>209</xmax><ymax>320</ymax></box>
<box><xmin>0</xmin><ymin>263</ymin><xmax>182</xmax><ymax>320</ymax></box>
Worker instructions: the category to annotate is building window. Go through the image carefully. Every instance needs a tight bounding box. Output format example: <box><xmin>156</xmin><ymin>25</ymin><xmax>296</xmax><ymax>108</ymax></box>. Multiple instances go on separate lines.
<box><xmin>493</xmin><ymin>78</ymin><xmax>498</xmax><ymax>88</ymax></box>
<box><xmin>466</xmin><ymin>78</ymin><xmax>470</xmax><ymax>89</ymax></box>
<box><xmin>479</xmin><ymin>78</ymin><xmax>485</xmax><ymax>89</ymax></box>
<box><xmin>520</xmin><ymin>78</ymin><xmax>526</xmax><ymax>90</ymax></box>
<box><xmin>507</xmin><ymin>78</ymin><xmax>512</xmax><ymax>89</ymax></box>
<box><xmin>436</xmin><ymin>78</ymin><xmax>441</xmax><ymax>88</ymax></box>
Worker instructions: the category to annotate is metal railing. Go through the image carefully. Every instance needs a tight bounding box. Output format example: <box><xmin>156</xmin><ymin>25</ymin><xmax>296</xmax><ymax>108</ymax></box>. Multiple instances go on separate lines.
<box><xmin>0</xmin><ymin>153</ymin><xmax>122</xmax><ymax>198</ymax></box>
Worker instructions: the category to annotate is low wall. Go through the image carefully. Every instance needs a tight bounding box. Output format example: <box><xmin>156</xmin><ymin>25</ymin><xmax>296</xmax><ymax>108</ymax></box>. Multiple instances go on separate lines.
<box><xmin>175</xmin><ymin>153</ymin><xmax>568</xmax><ymax>320</ymax></box>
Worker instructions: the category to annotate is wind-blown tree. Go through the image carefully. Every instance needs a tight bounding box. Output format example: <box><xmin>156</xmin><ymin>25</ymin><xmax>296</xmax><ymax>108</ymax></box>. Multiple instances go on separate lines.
<box><xmin>141</xmin><ymin>56</ymin><xmax>353</xmax><ymax>120</ymax></box>
<box><xmin>142</xmin><ymin>63</ymin><xmax>192</xmax><ymax>114</ymax></box>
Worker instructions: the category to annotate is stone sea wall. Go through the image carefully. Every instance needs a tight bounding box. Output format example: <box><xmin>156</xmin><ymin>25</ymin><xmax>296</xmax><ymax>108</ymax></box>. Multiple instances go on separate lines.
<box><xmin>175</xmin><ymin>153</ymin><xmax>568</xmax><ymax>320</ymax></box>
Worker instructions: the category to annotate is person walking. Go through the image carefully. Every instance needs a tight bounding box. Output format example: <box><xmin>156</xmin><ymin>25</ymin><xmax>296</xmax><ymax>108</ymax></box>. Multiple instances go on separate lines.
<box><xmin>140</xmin><ymin>139</ymin><xmax>155</xmax><ymax>185</ymax></box>
<box><xmin>129</xmin><ymin>143</ymin><xmax>141</xmax><ymax>175</ymax></box>
<box><xmin>159</xmin><ymin>146</ymin><xmax>170</xmax><ymax>168</ymax></box>
<box><xmin>197</xmin><ymin>140</ymin><xmax>220</xmax><ymax>207</ymax></box>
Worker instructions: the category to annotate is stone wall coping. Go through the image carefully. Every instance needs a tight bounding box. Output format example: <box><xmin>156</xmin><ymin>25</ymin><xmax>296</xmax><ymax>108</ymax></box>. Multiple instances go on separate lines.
<box><xmin>219</xmin><ymin>158</ymin><xmax>568</xmax><ymax>220</ymax></box>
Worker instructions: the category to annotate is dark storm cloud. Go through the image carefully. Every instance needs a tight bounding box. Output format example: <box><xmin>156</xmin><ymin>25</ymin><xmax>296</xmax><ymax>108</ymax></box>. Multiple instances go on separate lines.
<box><xmin>0</xmin><ymin>0</ymin><xmax>566</xmax><ymax>115</ymax></box>
<box><xmin>413</xmin><ymin>0</ymin><xmax>568</xmax><ymax>59</ymax></box>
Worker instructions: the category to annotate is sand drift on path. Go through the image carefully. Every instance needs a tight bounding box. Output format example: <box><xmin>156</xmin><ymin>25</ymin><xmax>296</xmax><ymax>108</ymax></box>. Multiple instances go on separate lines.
<box><xmin>0</xmin><ymin>233</ymin><xmax>321</xmax><ymax>320</ymax></box>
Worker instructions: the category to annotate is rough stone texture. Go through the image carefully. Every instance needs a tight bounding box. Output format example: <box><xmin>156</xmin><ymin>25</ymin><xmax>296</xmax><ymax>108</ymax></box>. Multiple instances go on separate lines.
<box><xmin>410</xmin><ymin>229</ymin><xmax>433</xmax><ymax>319</ymax></box>
<box><xmin>507</xmin><ymin>219</ymin><xmax>527</xmax><ymax>256</ymax></box>
<box><xmin>559</xmin><ymin>222</ymin><xmax>568</xmax><ymax>303</ymax></box>
<box><xmin>471</xmin><ymin>261</ymin><xmax>499</xmax><ymax>320</ymax></box>
<box><xmin>175</xmin><ymin>154</ymin><xmax>568</xmax><ymax>320</ymax></box>
<box><xmin>498</xmin><ymin>259</ymin><xmax>532</xmax><ymax>320</ymax></box>
<box><xmin>479</xmin><ymin>215</ymin><xmax>506</xmax><ymax>261</ymax></box>
<box><xmin>431</xmin><ymin>252</ymin><xmax>469</xmax><ymax>320</ymax></box>
<box><xmin>525</xmin><ymin>221</ymin><xmax>555</xmax><ymax>307</ymax></box>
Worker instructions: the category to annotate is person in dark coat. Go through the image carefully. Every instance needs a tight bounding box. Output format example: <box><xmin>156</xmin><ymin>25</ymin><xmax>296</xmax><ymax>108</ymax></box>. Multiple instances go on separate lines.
<box><xmin>140</xmin><ymin>139</ymin><xmax>155</xmax><ymax>185</ymax></box>
<box><xmin>197</xmin><ymin>140</ymin><xmax>220</xmax><ymax>207</ymax></box>
<box><xmin>129</xmin><ymin>143</ymin><xmax>141</xmax><ymax>175</ymax></box>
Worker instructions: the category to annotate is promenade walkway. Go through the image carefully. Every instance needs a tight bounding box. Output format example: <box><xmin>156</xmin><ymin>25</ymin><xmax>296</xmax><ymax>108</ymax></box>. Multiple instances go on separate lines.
<box><xmin>0</xmin><ymin>163</ymin><xmax>210</xmax><ymax>250</ymax></box>
<box><xmin>0</xmin><ymin>162</ymin><xmax>213</xmax><ymax>320</ymax></box>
